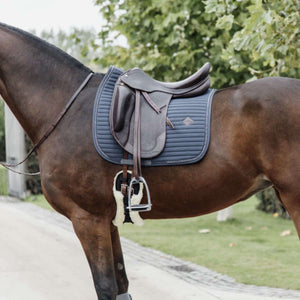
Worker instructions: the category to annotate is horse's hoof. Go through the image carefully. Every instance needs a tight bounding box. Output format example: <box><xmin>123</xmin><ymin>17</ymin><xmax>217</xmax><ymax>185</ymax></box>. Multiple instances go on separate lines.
<box><xmin>116</xmin><ymin>292</ymin><xmax>132</xmax><ymax>300</ymax></box>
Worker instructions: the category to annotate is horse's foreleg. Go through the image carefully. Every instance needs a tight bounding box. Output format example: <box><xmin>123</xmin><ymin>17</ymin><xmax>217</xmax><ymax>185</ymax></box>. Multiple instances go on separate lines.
<box><xmin>71</xmin><ymin>212</ymin><xmax>118</xmax><ymax>300</ymax></box>
<box><xmin>111</xmin><ymin>226</ymin><xmax>132</xmax><ymax>300</ymax></box>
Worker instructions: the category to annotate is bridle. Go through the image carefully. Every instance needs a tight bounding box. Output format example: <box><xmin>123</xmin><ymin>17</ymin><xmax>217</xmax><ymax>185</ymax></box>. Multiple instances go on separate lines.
<box><xmin>0</xmin><ymin>72</ymin><xmax>94</xmax><ymax>176</ymax></box>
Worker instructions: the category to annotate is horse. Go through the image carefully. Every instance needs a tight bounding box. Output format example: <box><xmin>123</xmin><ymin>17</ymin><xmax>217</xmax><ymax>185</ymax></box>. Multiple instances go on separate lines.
<box><xmin>0</xmin><ymin>22</ymin><xmax>300</xmax><ymax>300</ymax></box>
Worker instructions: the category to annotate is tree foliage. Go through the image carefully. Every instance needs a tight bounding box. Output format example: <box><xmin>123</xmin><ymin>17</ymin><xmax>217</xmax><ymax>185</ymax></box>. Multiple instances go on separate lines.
<box><xmin>36</xmin><ymin>28</ymin><xmax>101</xmax><ymax>70</ymax></box>
<box><xmin>94</xmin><ymin>0</ymin><xmax>300</xmax><ymax>87</ymax></box>
<box><xmin>208</xmin><ymin>0</ymin><xmax>300</xmax><ymax>79</ymax></box>
<box><xmin>94</xmin><ymin>0</ymin><xmax>251</xmax><ymax>87</ymax></box>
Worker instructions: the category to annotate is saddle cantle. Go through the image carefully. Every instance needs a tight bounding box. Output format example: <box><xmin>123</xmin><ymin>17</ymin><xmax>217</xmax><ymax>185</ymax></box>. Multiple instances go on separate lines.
<box><xmin>108</xmin><ymin>63</ymin><xmax>211</xmax><ymax>212</ymax></box>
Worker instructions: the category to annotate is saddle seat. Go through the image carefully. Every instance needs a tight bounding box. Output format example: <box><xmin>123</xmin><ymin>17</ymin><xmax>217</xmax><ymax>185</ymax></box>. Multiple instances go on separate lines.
<box><xmin>118</xmin><ymin>62</ymin><xmax>210</xmax><ymax>97</ymax></box>
<box><xmin>109</xmin><ymin>62</ymin><xmax>211</xmax><ymax>212</ymax></box>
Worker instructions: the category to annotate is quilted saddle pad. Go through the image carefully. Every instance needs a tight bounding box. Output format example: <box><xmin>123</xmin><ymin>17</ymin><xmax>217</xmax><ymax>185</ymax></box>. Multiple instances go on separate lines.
<box><xmin>93</xmin><ymin>66</ymin><xmax>216</xmax><ymax>166</ymax></box>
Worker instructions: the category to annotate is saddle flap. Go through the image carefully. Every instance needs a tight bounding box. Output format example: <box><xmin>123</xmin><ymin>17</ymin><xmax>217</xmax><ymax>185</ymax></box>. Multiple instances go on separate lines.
<box><xmin>110</xmin><ymin>79</ymin><xmax>171</xmax><ymax>158</ymax></box>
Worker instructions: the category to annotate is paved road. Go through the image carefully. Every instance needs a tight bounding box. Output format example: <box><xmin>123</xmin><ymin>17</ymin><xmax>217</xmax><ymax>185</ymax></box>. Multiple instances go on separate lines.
<box><xmin>0</xmin><ymin>196</ymin><xmax>299</xmax><ymax>300</ymax></box>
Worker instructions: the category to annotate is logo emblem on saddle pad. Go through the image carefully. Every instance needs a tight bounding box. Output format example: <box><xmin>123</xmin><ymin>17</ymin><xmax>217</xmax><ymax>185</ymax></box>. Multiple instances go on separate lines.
<box><xmin>183</xmin><ymin>117</ymin><xmax>194</xmax><ymax>126</ymax></box>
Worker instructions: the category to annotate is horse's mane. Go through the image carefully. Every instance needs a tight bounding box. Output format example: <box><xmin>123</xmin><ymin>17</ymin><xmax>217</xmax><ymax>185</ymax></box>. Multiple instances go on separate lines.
<box><xmin>0</xmin><ymin>22</ymin><xmax>91</xmax><ymax>72</ymax></box>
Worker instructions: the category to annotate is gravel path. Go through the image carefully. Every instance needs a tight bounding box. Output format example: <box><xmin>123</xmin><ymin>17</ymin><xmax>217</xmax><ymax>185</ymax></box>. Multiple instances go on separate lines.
<box><xmin>0</xmin><ymin>196</ymin><xmax>300</xmax><ymax>300</ymax></box>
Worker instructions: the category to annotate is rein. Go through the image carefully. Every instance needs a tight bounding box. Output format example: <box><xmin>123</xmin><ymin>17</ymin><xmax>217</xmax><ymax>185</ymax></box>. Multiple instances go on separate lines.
<box><xmin>0</xmin><ymin>72</ymin><xmax>94</xmax><ymax>176</ymax></box>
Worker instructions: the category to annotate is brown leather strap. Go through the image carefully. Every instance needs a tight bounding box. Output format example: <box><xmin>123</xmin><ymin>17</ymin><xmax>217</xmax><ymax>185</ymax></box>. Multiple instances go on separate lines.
<box><xmin>121</xmin><ymin>151</ymin><xmax>129</xmax><ymax>195</ymax></box>
<box><xmin>131</xmin><ymin>90</ymin><xmax>162</xmax><ymax>179</ymax></box>
<box><xmin>0</xmin><ymin>72</ymin><xmax>94</xmax><ymax>176</ymax></box>
<box><xmin>141</xmin><ymin>91</ymin><xmax>161</xmax><ymax>114</ymax></box>
<box><xmin>133</xmin><ymin>90</ymin><xmax>142</xmax><ymax>179</ymax></box>
<box><xmin>122</xmin><ymin>151</ymin><xmax>128</xmax><ymax>180</ymax></box>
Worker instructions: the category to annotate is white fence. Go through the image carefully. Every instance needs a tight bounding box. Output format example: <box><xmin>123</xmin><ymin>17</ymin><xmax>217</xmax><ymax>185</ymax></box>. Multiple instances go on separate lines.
<box><xmin>4</xmin><ymin>104</ymin><xmax>26</xmax><ymax>199</ymax></box>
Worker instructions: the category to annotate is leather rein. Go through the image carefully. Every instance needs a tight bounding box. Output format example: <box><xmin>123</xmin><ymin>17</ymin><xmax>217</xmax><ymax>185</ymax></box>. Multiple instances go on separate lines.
<box><xmin>0</xmin><ymin>72</ymin><xmax>94</xmax><ymax>176</ymax></box>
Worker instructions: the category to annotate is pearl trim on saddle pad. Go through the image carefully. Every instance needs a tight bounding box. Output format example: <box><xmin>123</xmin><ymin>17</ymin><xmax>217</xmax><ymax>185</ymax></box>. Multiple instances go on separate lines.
<box><xmin>112</xmin><ymin>171</ymin><xmax>144</xmax><ymax>226</ymax></box>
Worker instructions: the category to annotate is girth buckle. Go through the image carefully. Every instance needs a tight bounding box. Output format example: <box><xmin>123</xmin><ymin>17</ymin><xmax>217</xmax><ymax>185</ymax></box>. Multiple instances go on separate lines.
<box><xmin>127</xmin><ymin>176</ymin><xmax>152</xmax><ymax>212</ymax></box>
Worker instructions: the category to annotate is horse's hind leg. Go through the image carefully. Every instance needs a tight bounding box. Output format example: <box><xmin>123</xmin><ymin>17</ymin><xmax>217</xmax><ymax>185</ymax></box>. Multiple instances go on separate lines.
<box><xmin>274</xmin><ymin>188</ymin><xmax>300</xmax><ymax>239</ymax></box>
<box><xmin>71</xmin><ymin>212</ymin><xmax>118</xmax><ymax>300</ymax></box>
<box><xmin>111</xmin><ymin>226</ymin><xmax>132</xmax><ymax>299</ymax></box>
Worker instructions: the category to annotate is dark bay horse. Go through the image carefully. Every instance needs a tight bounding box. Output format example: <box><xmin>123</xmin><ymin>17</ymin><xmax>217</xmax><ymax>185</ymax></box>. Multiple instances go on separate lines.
<box><xmin>1</xmin><ymin>23</ymin><xmax>300</xmax><ymax>300</ymax></box>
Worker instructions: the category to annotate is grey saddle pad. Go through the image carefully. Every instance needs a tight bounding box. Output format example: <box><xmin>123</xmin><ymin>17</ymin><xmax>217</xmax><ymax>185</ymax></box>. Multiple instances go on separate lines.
<box><xmin>93</xmin><ymin>66</ymin><xmax>216</xmax><ymax>166</ymax></box>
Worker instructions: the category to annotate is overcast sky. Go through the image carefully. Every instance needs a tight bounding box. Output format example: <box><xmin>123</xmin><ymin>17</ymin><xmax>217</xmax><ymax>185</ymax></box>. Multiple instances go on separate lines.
<box><xmin>0</xmin><ymin>0</ymin><xmax>103</xmax><ymax>32</ymax></box>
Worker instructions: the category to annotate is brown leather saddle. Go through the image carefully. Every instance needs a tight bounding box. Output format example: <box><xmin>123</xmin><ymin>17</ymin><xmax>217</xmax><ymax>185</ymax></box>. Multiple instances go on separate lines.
<box><xmin>109</xmin><ymin>62</ymin><xmax>211</xmax><ymax>212</ymax></box>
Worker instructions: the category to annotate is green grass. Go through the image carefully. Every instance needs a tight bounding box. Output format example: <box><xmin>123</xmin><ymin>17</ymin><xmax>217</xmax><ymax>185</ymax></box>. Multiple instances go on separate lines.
<box><xmin>0</xmin><ymin>165</ymin><xmax>8</xmax><ymax>195</ymax></box>
<box><xmin>23</xmin><ymin>194</ymin><xmax>300</xmax><ymax>290</ymax></box>
<box><xmin>119</xmin><ymin>197</ymin><xmax>300</xmax><ymax>290</ymax></box>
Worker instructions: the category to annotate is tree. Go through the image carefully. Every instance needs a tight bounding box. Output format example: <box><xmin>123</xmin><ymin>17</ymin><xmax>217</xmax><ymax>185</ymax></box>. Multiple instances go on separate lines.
<box><xmin>35</xmin><ymin>28</ymin><xmax>102</xmax><ymax>70</ymax></box>
<box><xmin>94</xmin><ymin>0</ymin><xmax>300</xmax><ymax>85</ymax></box>
<box><xmin>207</xmin><ymin>0</ymin><xmax>300</xmax><ymax>79</ymax></box>
<box><xmin>94</xmin><ymin>0</ymin><xmax>252</xmax><ymax>88</ymax></box>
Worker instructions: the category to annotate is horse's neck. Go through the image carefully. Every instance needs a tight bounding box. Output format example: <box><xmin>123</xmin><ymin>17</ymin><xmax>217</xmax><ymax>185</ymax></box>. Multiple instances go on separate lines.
<box><xmin>0</xmin><ymin>24</ymin><xmax>91</xmax><ymax>143</ymax></box>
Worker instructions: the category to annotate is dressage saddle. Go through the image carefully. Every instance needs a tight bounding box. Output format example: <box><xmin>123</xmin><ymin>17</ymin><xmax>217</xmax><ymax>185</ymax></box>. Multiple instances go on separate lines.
<box><xmin>109</xmin><ymin>62</ymin><xmax>211</xmax><ymax>211</ymax></box>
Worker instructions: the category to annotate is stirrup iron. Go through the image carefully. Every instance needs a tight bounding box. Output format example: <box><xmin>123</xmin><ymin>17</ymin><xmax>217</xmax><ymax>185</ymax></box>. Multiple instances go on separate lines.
<box><xmin>127</xmin><ymin>176</ymin><xmax>151</xmax><ymax>212</ymax></box>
